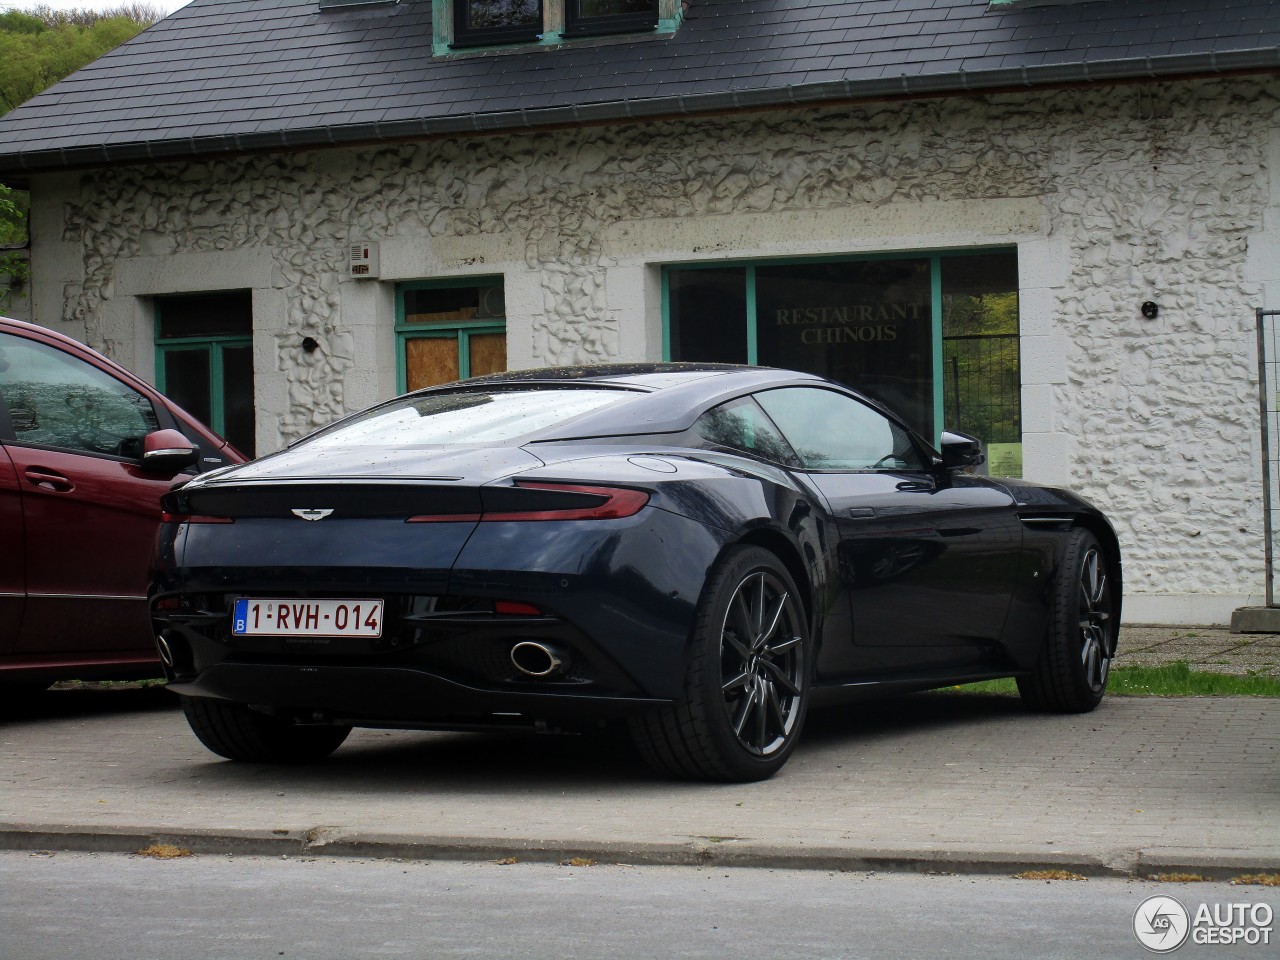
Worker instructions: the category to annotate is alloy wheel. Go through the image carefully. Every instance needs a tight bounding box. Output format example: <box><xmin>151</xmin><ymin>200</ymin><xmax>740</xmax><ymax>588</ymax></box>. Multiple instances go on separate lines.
<box><xmin>1078</xmin><ymin>545</ymin><xmax>1114</xmax><ymax>693</ymax></box>
<box><xmin>718</xmin><ymin>570</ymin><xmax>806</xmax><ymax>756</ymax></box>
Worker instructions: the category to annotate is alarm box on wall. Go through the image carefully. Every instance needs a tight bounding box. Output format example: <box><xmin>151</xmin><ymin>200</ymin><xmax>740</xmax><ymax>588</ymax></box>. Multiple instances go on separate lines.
<box><xmin>348</xmin><ymin>241</ymin><xmax>380</xmax><ymax>279</ymax></box>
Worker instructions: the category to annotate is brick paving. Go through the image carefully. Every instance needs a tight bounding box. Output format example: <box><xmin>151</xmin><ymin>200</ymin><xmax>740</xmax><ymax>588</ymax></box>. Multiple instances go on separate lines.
<box><xmin>2</xmin><ymin>684</ymin><xmax>1276</xmax><ymax>876</ymax></box>
<box><xmin>1117</xmin><ymin>626</ymin><xmax>1280</xmax><ymax>677</ymax></box>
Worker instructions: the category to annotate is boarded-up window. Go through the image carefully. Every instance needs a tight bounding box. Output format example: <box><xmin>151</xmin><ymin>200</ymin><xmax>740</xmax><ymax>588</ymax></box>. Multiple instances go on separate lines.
<box><xmin>397</xmin><ymin>280</ymin><xmax>507</xmax><ymax>393</ymax></box>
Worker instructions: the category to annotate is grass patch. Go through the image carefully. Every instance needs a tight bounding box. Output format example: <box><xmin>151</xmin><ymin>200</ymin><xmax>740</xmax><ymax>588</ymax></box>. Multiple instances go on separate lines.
<box><xmin>951</xmin><ymin>662</ymin><xmax>1280</xmax><ymax>698</ymax></box>
<box><xmin>1014</xmin><ymin>870</ymin><xmax>1087</xmax><ymax>881</ymax></box>
<box><xmin>1232</xmin><ymin>874</ymin><xmax>1280</xmax><ymax>887</ymax></box>
<box><xmin>136</xmin><ymin>844</ymin><xmax>191</xmax><ymax>860</ymax></box>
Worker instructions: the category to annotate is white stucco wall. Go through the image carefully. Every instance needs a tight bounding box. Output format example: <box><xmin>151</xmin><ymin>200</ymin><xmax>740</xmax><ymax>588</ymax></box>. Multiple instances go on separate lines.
<box><xmin>22</xmin><ymin>74</ymin><xmax>1280</xmax><ymax>625</ymax></box>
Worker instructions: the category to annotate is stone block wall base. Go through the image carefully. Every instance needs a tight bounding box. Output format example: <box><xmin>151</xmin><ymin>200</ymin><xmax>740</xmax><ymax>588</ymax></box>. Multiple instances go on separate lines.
<box><xmin>1229</xmin><ymin>606</ymin><xmax>1280</xmax><ymax>633</ymax></box>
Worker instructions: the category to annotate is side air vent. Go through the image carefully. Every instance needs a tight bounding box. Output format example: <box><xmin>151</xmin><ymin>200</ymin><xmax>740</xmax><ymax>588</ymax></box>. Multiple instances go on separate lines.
<box><xmin>1019</xmin><ymin>516</ymin><xmax>1073</xmax><ymax>530</ymax></box>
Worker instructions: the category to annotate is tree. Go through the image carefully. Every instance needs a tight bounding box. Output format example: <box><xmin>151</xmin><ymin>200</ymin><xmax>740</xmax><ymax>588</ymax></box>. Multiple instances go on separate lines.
<box><xmin>1</xmin><ymin>4</ymin><xmax>164</xmax><ymax>300</ymax></box>
<box><xmin>0</xmin><ymin>5</ymin><xmax>164</xmax><ymax>115</ymax></box>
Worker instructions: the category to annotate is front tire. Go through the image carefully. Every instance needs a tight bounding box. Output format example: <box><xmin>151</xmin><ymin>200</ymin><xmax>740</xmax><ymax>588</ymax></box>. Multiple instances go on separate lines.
<box><xmin>629</xmin><ymin>545</ymin><xmax>810</xmax><ymax>782</ymax></box>
<box><xmin>1017</xmin><ymin>528</ymin><xmax>1117</xmax><ymax>712</ymax></box>
<box><xmin>182</xmin><ymin>696</ymin><xmax>351</xmax><ymax>763</ymax></box>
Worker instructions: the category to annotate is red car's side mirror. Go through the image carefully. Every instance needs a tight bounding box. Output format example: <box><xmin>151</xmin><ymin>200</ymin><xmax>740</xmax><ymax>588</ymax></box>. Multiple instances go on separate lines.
<box><xmin>140</xmin><ymin>429</ymin><xmax>200</xmax><ymax>473</ymax></box>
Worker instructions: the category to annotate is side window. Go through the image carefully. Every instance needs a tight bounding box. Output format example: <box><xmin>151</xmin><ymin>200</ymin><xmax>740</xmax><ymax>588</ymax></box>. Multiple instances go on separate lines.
<box><xmin>0</xmin><ymin>332</ymin><xmax>158</xmax><ymax>457</ymax></box>
<box><xmin>755</xmin><ymin>387</ymin><xmax>924</xmax><ymax>471</ymax></box>
<box><xmin>692</xmin><ymin>396</ymin><xmax>798</xmax><ymax>466</ymax></box>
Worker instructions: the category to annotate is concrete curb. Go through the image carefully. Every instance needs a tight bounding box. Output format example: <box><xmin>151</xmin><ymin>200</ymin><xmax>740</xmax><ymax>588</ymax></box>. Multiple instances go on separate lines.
<box><xmin>4</xmin><ymin>824</ymin><xmax>1277</xmax><ymax>880</ymax></box>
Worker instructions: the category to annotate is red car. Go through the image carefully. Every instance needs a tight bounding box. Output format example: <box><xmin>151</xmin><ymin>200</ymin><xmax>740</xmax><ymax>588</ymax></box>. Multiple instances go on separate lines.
<box><xmin>0</xmin><ymin>317</ymin><xmax>245</xmax><ymax>687</ymax></box>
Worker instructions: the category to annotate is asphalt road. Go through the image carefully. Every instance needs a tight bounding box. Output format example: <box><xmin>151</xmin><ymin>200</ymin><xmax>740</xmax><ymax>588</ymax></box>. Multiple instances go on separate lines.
<box><xmin>2</xmin><ymin>852</ymin><xmax>1273</xmax><ymax>960</ymax></box>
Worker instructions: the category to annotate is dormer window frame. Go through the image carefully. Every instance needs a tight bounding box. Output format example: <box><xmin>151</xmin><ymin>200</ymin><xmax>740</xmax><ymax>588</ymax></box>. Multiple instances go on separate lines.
<box><xmin>452</xmin><ymin>0</ymin><xmax>544</xmax><ymax>49</ymax></box>
<box><xmin>562</xmin><ymin>0</ymin><xmax>659</xmax><ymax>38</ymax></box>
<box><xmin>434</xmin><ymin>0</ymin><xmax>680</xmax><ymax>56</ymax></box>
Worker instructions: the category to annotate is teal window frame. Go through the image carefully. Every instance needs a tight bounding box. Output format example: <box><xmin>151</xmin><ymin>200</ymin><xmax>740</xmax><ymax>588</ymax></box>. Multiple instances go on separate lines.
<box><xmin>395</xmin><ymin>277</ymin><xmax>507</xmax><ymax>393</ymax></box>
<box><xmin>661</xmin><ymin>247</ymin><xmax>1016</xmax><ymax>447</ymax></box>
<box><xmin>153</xmin><ymin>327</ymin><xmax>251</xmax><ymax>441</ymax></box>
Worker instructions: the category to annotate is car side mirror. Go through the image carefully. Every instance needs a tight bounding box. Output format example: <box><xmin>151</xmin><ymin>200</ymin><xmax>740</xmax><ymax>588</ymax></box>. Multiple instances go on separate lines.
<box><xmin>140</xmin><ymin>429</ymin><xmax>200</xmax><ymax>473</ymax></box>
<box><xmin>938</xmin><ymin>430</ymin><xmax>985</xmax><ymax>471</ymax></box>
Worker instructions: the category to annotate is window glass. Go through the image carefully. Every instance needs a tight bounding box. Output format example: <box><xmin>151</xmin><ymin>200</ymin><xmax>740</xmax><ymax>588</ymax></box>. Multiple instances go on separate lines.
<box><xmin>576</xmin><ymin>0</ymin><xmax>655</xmax><ymax>13</ymax></box>
<box><xmin>403</xmin><ymin>283</ymin><xmax>504</xmax><ymax>324</ymax></box>
<box><xmin>755</xmin><ymin>387</ymin><xmax>923</xmax><ymax>471</ymax></box>
<box><xmin>668</xmin><ymin>268</ymin><xmax>747</xmax><ymax>365</ymax></box>
<box><xmin>466</xmin><ymin>0</ymin><xmax>540</xmax><ymax>27</ymax></box>
<box><xmin>162</xmin><ymin>349</ymin><xmax>212</xmax><ymax>426</ymax></box>
<box><xmin>307</xmin><ymin>388</ymin><xmax>632</xmax><ymax>448</ymax></box>
<box><xmin>155</xmin><ymin>290</ymin><xmax>255</xmax><ymax>457</ymax></box>
<box><xmin>665</xmin><ymin>250</ymin><xmax>1022</xmax><ymax>460</ymax></box>
<box><xmin>221</xmin><ymin>345</ymin><xmax>255</xmax><ymax>458</ymax></box>
<box><xmin>754</xmin><ymin>259</ymin><xmax>934</xmax><ymax>438</ymax></box>
<box><xmin>941</xmin><ymin>251</ymin><xmax>1021</xmax><ymax>477</ymax></box>
<box><xmin>565</xmin><ymin>0</ymin><xmax>658</xmax><ymax>34</ymax></box>
<box><xmin>454</xmin><ymin>0</ymin><xmax>542</xmax><ymax>45</ymax></box>
<box><xmin>693</xmin><ymin>396</ymin><xmax>797</xmax><ymax>465</ymax></box>
<box><xmin>0</xmin><ymin>332</ymin><xmax>158</xmax><ymax>456</ymax></box>
<box><xmin>156</xmin><ymin>291</ymin><xmax>252</xmax><ymax>340</ymax></box>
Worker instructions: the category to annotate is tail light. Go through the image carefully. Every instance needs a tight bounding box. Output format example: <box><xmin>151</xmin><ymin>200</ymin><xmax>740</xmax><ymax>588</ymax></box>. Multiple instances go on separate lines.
<box><xmin>484</xmin><ymin>482</ymin><xmax>650</xmax><ymax>521</ymax></box>
<box><xmin>408</xmin><ymin>482</ymin><xmax>648</xmax><ymax>523</ymax></box>
<box><xmin>161</xmin><ymin>511</ymin><xmax>234</xmax><ymax>524</ymax></box>
<box><xmin>494</xmin><ymin>600</ymin><xmax>543</xmax><ymax>616</ymax></box>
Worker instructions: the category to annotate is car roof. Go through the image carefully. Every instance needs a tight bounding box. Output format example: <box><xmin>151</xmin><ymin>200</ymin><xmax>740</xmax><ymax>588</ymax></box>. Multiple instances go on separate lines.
<box><xmin>399</xmin><ymin>362</ymin><xmax>854</xmax><ymax>442</ymax></box>
<box><xmin>454</xmin><ymin>362</ymin><xmax>824</xmax><ymax>392</ymax></box>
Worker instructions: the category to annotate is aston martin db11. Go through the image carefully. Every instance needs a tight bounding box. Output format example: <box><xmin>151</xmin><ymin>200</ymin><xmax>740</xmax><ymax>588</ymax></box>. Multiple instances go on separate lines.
<box><xmin>151</xmin><ymin>363</ymin><xmax>1120</xmax><ymax>781</ymax></box>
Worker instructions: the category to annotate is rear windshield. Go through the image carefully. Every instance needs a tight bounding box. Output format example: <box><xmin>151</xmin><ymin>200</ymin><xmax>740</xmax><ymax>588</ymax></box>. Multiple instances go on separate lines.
<box><xmin>306</xmin><ymin>388</ymin><xmax>636</xmax><ymax>447</ymax></box>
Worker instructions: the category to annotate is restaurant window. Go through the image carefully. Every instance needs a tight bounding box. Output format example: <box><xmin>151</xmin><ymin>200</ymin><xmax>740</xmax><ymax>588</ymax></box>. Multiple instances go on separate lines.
<box><xmin>155</xmin><ymin>291</ymin><xmax>255</xmax><ymax>457</ymax></box>
<box><xmin>665</xmin><ymin>251</ymin><xmax>1022</xmax><ymax>475</ymax></box>
<box><xmin>396</xmin><ymin>279</ymin><xmax>508</xmax><ymax>392</ymax></box>
<box><xmin>941</xmin><ymin>252</ymin><xmax>1022</xmax><ymax>478</ymax></box>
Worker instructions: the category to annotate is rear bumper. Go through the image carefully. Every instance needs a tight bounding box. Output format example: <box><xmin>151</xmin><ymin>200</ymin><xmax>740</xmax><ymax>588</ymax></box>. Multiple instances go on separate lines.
<box><xmin>169</xmin><ymin>661</ymin><xmax>667</xmax><ymax>726</ymax></box>
<box><xmin>152</xmin><ymin>506</ymin><xmax>733</xmax><ymax>720</ymax></box>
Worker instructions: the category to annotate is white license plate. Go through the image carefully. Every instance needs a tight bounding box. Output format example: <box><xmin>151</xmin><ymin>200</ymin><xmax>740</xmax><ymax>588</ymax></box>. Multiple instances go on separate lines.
<box><xmin>232</xmin><ymin>598</ymin><xmax>384</xmax><ymax>638</ymax></box>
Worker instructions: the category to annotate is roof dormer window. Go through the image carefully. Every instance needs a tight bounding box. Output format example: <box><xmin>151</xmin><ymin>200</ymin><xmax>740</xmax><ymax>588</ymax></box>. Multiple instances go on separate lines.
<box><xmin>563</xmin><ymin>0</ymin><xmax>658</xmax><ymax>37</ymax></box>
<box><xmin>453</xmin><ymin>0</ymin><xmax>543</xmax><ymax>47</ymax></box>
<box><xmin>439</xmin><ymin>0</ymin><xmax>677</xmax><ymax>54</ymax></box>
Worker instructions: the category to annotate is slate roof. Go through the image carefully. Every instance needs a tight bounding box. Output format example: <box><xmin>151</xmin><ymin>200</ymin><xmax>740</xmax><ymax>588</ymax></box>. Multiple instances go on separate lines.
<box><xmin>0</xmin><ymin>0</ymin><xmax>1276</xmax><ymax>176</ymax></box>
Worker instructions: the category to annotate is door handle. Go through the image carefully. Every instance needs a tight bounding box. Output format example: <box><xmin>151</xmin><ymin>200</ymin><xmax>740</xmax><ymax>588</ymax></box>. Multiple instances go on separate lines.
<box><xmin>24</xmin><ymin>468</ymin><xmax>75</xmax><ymax>493</ymax></box>
<box><xmin>846</xmin><ymin>507</ymin><xmax>877</xmax><ymax>518</ymax></box>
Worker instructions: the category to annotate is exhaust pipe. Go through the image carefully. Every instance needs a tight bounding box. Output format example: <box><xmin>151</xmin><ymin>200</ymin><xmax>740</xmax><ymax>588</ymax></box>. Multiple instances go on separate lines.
<box><xmin>510</xmin><ymin>641</ymin><xmax>568</xmax><ymax>678</ymax></box>
<box><xmin>155</xmin><ymin>633</ymin><xmax>175</xmax><ymax>668</ymax></box>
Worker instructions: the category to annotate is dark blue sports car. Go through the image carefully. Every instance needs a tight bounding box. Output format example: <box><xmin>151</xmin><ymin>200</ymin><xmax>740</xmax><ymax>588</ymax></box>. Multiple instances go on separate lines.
<box><xmin>151</xmin><ymin>364</ymin><xmax>1120</xmax><ymax>781</ymax></box>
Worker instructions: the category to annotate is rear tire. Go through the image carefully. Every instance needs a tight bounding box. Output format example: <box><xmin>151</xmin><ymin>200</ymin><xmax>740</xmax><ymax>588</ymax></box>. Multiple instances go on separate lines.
<box><xmin>629</xmin><ymin>545</ymin><xmax>810</xmax><ymax>782</ymax></box>
<box><xmin>1017</xmin><ymin>528</ymin><xmax>1117</xmax><ymax>712</ymax></box>
<box><xmin>181</xmin><ymin>696</ymin><xmax>351</xmax><ymax>763</ymax></box>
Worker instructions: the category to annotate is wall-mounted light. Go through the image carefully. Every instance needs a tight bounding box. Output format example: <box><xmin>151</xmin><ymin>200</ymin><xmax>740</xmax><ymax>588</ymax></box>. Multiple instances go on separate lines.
<box><xmin>1141</xmin><ymin>301</ymin><xmax>1159</xmax><ymax>319</ymax></box>
<box><xmin>302</xmin><ymin>336</ymin><xmax>320</xmax><ymax>353</ymax></box>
